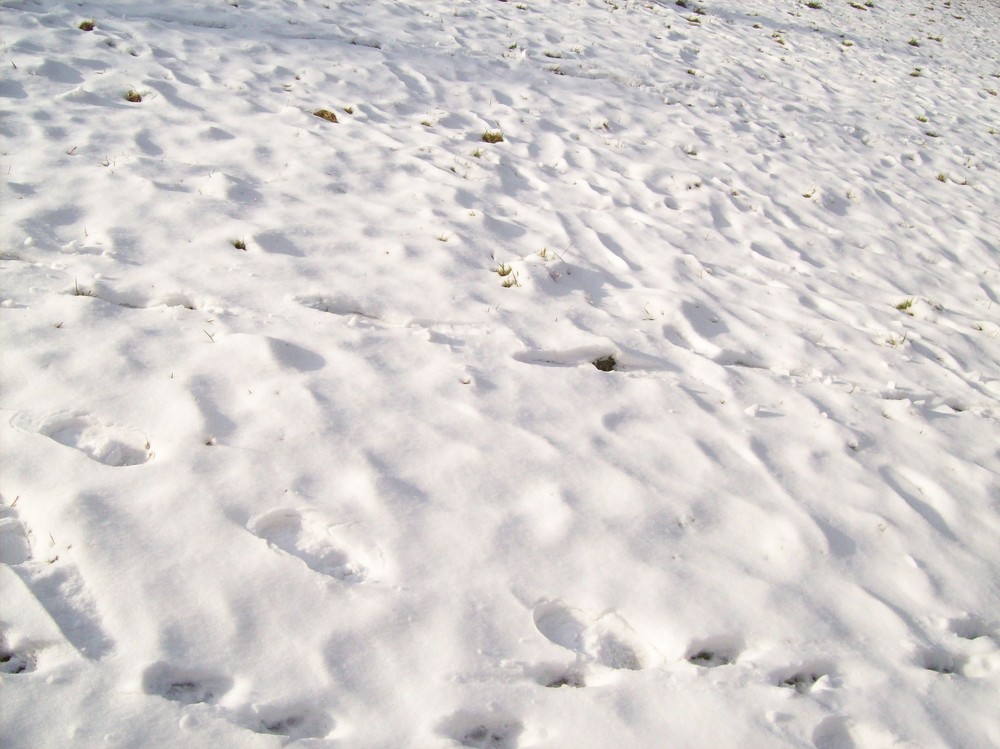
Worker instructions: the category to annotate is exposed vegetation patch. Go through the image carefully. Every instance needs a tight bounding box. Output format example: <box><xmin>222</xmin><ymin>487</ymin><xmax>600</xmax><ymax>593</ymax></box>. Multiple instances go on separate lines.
<box><xmin>593</xmin><ymin>355</ymin><xmax>617</xmax><ymax>372</ymax></box>
<box><xmin>313</xmin><ymin>109</ymin><xmax>339</xmax><ymax>123</ymax></box>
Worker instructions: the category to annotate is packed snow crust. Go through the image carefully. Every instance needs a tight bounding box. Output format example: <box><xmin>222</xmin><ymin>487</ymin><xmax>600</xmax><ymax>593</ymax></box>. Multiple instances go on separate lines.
<box><xmin>2</xmin><ymin>0</ymin><xmax>999</xmax><ymax>747</ymax></box>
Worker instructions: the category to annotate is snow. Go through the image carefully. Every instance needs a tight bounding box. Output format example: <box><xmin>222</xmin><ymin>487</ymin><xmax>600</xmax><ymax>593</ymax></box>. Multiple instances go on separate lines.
<box><xmin>2</xmin><ymin>0</ymin><xmax>999</xmax><ymax>746</ymax></box>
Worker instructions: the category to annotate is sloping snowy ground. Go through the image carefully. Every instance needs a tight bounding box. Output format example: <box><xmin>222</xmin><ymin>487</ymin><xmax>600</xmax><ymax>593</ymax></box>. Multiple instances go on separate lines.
<box><xmin>2</xmin><ymin>0</ymin><xmax>999</xmax><ymax>746</ymax></box>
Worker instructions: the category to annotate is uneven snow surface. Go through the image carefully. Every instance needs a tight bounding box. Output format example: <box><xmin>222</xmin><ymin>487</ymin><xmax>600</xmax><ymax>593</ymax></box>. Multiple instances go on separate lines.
<box><xmin>2</xmin><ymin>0</ymin><xmax>999</xmax><ymax>746</ymax></box>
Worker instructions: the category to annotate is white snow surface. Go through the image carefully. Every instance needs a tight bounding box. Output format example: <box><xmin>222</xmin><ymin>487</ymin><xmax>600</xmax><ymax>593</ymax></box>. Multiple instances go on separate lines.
<box><xmin>2</xmin><ymin>0</ymin><xmax>999</xmax><ymax>746</ymax></box>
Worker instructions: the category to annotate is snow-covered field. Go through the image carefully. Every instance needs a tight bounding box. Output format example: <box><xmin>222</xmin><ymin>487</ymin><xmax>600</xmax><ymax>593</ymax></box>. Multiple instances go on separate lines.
<box><xmin>2</xmin><ymin>0</ymin><xmax>999</xmax><ymax>746</ymax></box>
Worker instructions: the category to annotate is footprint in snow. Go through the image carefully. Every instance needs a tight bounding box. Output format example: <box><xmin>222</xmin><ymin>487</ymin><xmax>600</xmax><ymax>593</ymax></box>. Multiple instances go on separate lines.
<box><xmin>1</xmin><ymin>498</ymin><xmax>113</xmax><ymax>659</ymax></box>
<box><xmin>948</xmin><ymin>613</ymin><xmax>996</xmax><ymax>642</ymax></box>
<box><xmin>141</xmin><ymin>662</ymin><xmax>233</xmax><ymax>704</ymax></box>
<box><xmin>0</xmin><ymin>631</ymin><xmax>36</xmax><ymax>675</ymax></box>
<box><xmin>143</xmin><ymin>661</ymin><xmax>334</xmax><ymax>740</ymax></box>
<box><xmin>812</xmin><ymin>715</ymin><xmax>856</xmax><ymax>749</ymax></box>
<box><xmin>686</xmin><ymin>635</ymin><xmax>744</xmax><ymax>668</ymax></box>
<box><xmin>917</xmin><ymin>646</ymin><xmax>965</xmax><ymax>675</ymax></box>
<box><xmin>532</xmin><ymin>599</ymin><xmax>656</xmax><ymax>674</ymax></box>
<box><xmin>527</xmin><ymin>661</ymin><xmax>587</xmax><ymax>688</ymax></box>
<box><xmin>10</xmin><ymin>411</ymin><xmax>152</xmax><ymax>467</ymax></box>
<box><xmin>917</xmin><ymin>614</ymin><xmax>1000</xmax><ymax>678</ymax></box>
<box><xmin>438</xmin><ymin>709</ymin><xmax>524</xmax><ymax>749</ymax></box>
<box><xmin>543</xmin><ymin>671</ymin><xmax>586</xmax><ymax>688</ymax></box>
<box><xmin>247</xmin><ymin>508</ymin><xmax>375</xmax><ymax>582</ymax></box>
<box><xmin>773</xmin><ymin>661</ymin><xmax>838</xmax><ymax>694</ymax></box>
<box><xmin>232</xmin><ymin>702</ymin><xmax>335</xmax><ymax>740</ymax></box>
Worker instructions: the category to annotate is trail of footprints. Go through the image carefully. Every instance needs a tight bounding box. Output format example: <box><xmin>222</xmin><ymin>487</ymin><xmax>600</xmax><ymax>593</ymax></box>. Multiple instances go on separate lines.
<box><xmin>5</xmin><ymin>489</ymin><xmax>995</xmax><ymax>748</ymax></box>
<box><xmin>8</xmin><ymin>482</ymin><xmax>997</xmax><ymax>747</ymax></box>
<box><xmin>6</xmin><ymin>6</ymin><xmax>993</xmax><ymax>748</ymax></box>
<box><xmin>498</xmin><ymin>603</ymin><xmax>998</xmax><ymax>749</ymax></box>
<box><xmin>5</xmin><ymin>495</ymin><xmax>995</xmax><ymax>746</ymax></box>
<box><xmin>134</xmin><ymin>508</ymin><xmax>376</xmax><ymax>739</ymax></box>
<box><xmin>0</xmin><ymin>496</ymin><xmax>346</xmax><ymax>740</ymax></box>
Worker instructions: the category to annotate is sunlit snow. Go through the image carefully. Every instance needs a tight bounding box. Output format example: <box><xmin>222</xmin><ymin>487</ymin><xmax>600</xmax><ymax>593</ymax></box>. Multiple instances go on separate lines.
<box><xmin>2</xmin><ymin>1</ymin><xmax>999</xmax><ymax>747</ymax></box>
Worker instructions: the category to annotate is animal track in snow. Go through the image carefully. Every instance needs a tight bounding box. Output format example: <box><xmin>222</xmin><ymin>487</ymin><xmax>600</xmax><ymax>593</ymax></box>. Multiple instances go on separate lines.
<box><xmin>234</xmin><ymin>702</ymin><xmax>335</xmax><ymax>740</ymax></box>
<box><xmin>948</xmin><ymin>614</ymin><xmax>996</xmax><ymax>642</ymax></box>
<box><xmin>912</xmin><ymin>615</ymin><xmax>1000</xmax><ymax>678</ymax></box>
<box><xmin>544</xmin><ymin>672</ymin><xmax>586</xmax><ymax>688</ymax></box>
<box><xmin>531</xmin><ymin>663</ymin><xmax>587</xmax><ymax>688</ymax></box>
<box><xmin>773</xmin><ymin>661</ymin><xmax>837</xmax><ymax>694</ymax></box>
<box><xmin>439</xmin><ymin>709</ymin><xmax>524</xmax><ymax>749</ymax></box>
<box><xmin>0</xmin><ymin>630</ymin><xmax>36</xmax><ymax>674</ymax></box>
<box><xmin>247</xmin><ymin>509</ymin><xmax>374</xmax><ymax>582</ymax></box>
<box><xmin>11</xmin><ymin>411</ymin><xmax>152</xmax><ymax>467</ymax></box>
<box><xmin>142</xmin><ymin>661</ymin><xmax>333</xmax><ymax>740</ymax></box>
<box><xmin>686</xmin><ymin>636</ymin><xmax>743</xmax><ymax>668</ymax></box>
<box><xmin>532</xmin><ymin>600</ymin><xmax>655</xmax><ymax>672</ymax></box>
<box><xmin>141</xmin><ymin>662</ymin><xmax>234</xmax><ymax>704</ymax></box>
<box><xmin>918</xmin><ymin>646</ymin><xmax>964</xmax><ymax>675</ymax></box>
